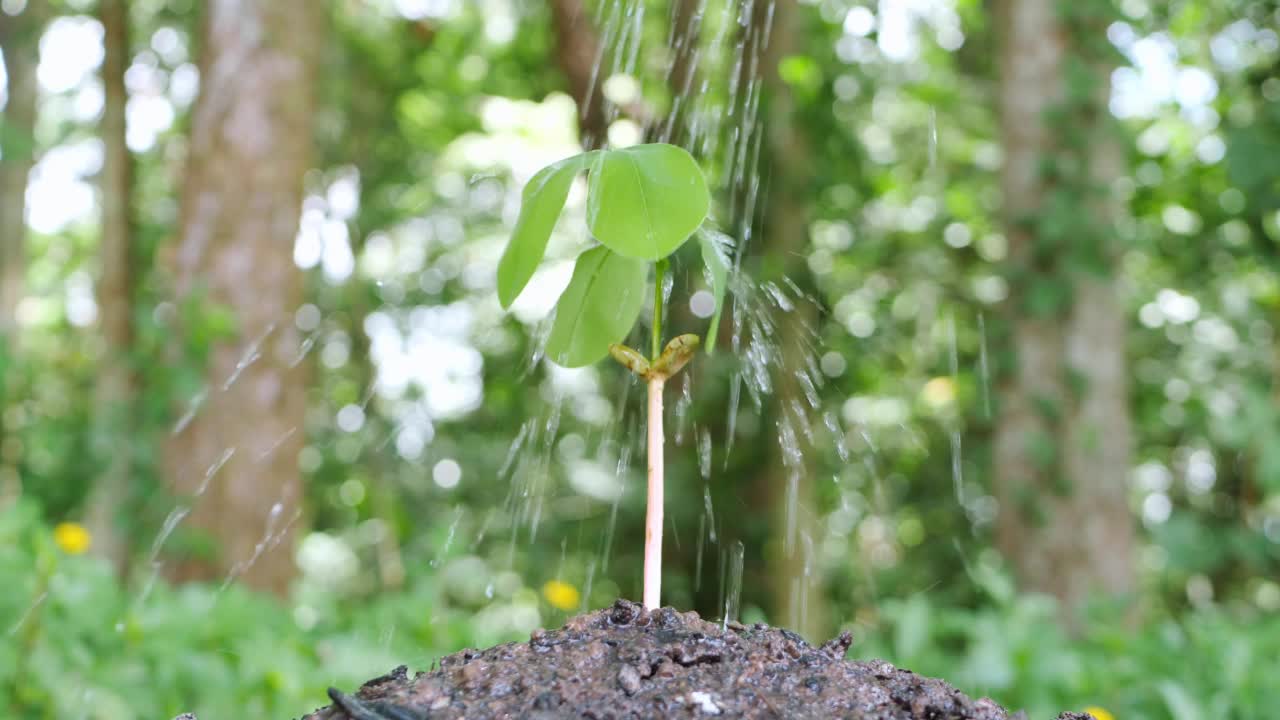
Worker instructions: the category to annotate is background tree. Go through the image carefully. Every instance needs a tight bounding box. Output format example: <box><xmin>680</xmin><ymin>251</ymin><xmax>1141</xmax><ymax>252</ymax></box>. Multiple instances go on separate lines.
<box><xmin>0</xmin><ymin>3</ymin><xmax>46</xmax><ymax>504</ymax></box>
<box><xmin>162</xmin><ymin>0</ymin><xmax>324</xmax><ymax>594</ymax></box>
<box><xmin>750</xmin><ymin>0</ymin><xmax>830</xmax><ymax>640</ymax></box>
<box><xmin>993</xmin><ymin>0</ymin><xmax>1137</xmax><ymax>620</ymax></box>
<box><xmin>550</xmin><ymin>0</ymin><xmax>609</xmax><ymax>150</ymax></box>
<box><xmin>83</xmin><ymin>0</ymin><xmax>136</xmax><ymax>574</ymax></box>
<box><xmin>0</xmin><ymin>5</ymin><xmax>42</xmax><ymax>336</ymax></box>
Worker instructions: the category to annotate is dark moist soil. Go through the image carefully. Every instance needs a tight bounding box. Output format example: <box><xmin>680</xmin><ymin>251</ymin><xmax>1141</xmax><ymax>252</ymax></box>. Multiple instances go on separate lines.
<box><xmin>301</xmin><ymin>599</ymin><xmax>1087</xmax><ymax>720</ymax></box>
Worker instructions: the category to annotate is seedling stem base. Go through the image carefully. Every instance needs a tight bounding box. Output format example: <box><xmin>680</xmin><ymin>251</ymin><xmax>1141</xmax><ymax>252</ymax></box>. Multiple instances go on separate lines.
<box><xmin>643</xmin><ymin>375</ymin><xmax>665</xmax><ymax>610</ymax></box>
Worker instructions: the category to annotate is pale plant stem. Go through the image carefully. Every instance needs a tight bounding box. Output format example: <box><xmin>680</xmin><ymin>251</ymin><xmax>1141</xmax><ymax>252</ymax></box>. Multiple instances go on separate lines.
<box><xmin>651</xmin><ymin>259</ymin><xmax>666</xmax><ymax>358</ymax></box>
<box><xmin>643</xmin><ymin>375</ymin><xmax>665</xmax><ymax>609</ymax></box>
<box><xmin>643</xmin><ymin>259</ymin><xmax>670</xmax><ymax>609</ymax></box>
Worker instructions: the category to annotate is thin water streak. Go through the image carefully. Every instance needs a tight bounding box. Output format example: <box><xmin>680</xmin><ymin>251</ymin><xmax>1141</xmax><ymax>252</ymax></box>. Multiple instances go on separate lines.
<box><xmin>721</xmin><ymin>540</ymin><xmax>744</xmax><ymax>630</ymax></box>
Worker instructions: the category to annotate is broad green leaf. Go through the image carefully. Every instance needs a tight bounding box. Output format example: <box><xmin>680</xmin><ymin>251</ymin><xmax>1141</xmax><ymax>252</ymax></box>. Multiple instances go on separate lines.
<box><xmin>545</xmin><ymin>246</ymin><xmax>647</xmax><ymax>368</ymax></box>
<box><xmin>497</xmin><ymin>151</ymin><xmax>598</xmax><ymax>309</ymax></box>
<box><xmin>586</xmin><ymin>144</ymin><xmax>709</xmax><ymax>260</ymax></box>
<box><xmin>695</xmin><ymin>227</ymin><xmax>732</xmax><ymax>353</ymax></box>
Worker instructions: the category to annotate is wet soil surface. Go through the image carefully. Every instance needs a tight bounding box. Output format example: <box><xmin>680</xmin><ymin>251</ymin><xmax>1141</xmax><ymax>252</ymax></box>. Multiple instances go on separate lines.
<box><xmin>301</xmin><ymin>599</ymin><xmax>1088</xmax><ymax>720</ymax></box>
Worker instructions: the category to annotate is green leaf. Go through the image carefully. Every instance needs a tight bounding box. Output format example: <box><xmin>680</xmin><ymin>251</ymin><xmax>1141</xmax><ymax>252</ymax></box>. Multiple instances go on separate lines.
<box><xmin>1157</xmin><ymin>681</ymin><xmax>1204</xmax><ymax>720</ymax></box>
<box><xmin>695</xmin><ymin>227</ymin><xmax>732</xmax><ymax>353</ymax></box>
<box><xmin>893</xmin><ymin>594</ymin><xmax>930</xmax><ymax>661</ymax></box>
<box><xmin>545</xmin><ymin>246</ymin><xmax>647</xmax><ymax>368</ymax></box>
<box><xmin>586</xmin><ymin>144</ymin><xmax>709</xmax><ymax>261</ymax></box>
<box><xmin>497</xmin><ymin>151</ymin><xmax>598</xmax><ymax>309</ymax></box>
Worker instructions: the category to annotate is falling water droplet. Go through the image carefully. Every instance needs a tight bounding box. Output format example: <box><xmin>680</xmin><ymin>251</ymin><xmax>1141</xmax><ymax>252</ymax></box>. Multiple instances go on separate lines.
<box><xmin>978</xmin><ymin>313</ymin><xmax>991</xmax><ymax>419</ymax></box>
<box><xmin>222</xmin><ymin>323</ymin><xmax>275</xmax><ymax>390</ymax></box>
<box><xmin>151</xmin><ymin>506</ymin><xmax>190</xmax><ymax>560</ymax></box>
<box><xmin>796</xmin><ymin>532</ymin><xmax>815</xmax><ymax>631</ymax></box>
<box><xmin>951</xmin><ymin>431</ymin><xmax>965</xmax><ymax>507</ymax></box>
<box><xmin>601</xmin><ymin>445</ymin><xmax>630</xmax><ymax>572</ymax></box>
<box><xmin>171</xmin><ymin>389</ymin><xmax>206</xmax><ymax>435</ymax></box>
<box><xmin>195</xmin><ymin>447</ymin><xmax>235</xmax><ymax>496</ymax></box>
<box><xmin>432</xmin><ymin>507</ymin><xmax>463</xmax><ymax>568</ymax></box>
<box><xmin>674</xmin><ymin>372</ymin><xmax>693</xmax><ymax>445</ymax></box>
<box><xmin>784</xmin><ymin>470</ymin><xmax>798</xmax><ymax>555</ymax></box>
<box><xmin>695</xmin><ymin>514</ymin><xmax>706</xmax><ymax>592</ymax></box>
<box><xmin>722</xmin><ymin>540</ymin><xmax>745</xmax><ymax>631</ymax></box>
<box><xmin>290</xmin><ymin>333</ymin><xmax>317</xmax><ymax>367</ymax></box>
<box><xmin>929</xmin><ymin>106</ymin><xmax>939</xmax><ymax>169</ymax></box>
<box><xmin>796</xmin><ymin>368</ymin><xmax>820</xmax><ymax>409</ymax></box>
<box><xmin>703</xmin><ymin>485</ymin><xmax>717</xmax><ymax>544</ymax></box>
<box><xmin>823</xmin><ymin>411</ymin><xmax>849</xmax><ymax>462</ymax></box>
<box><xmin>582</xmin><ymin>558</ymin><xmax>597</xmax><ymax>612</ymax></box>
<box><xmin>724</xmin><ymin>373</ymin><xmax>741</xmax><ymax>466</ymax></box>
<box><xmin>498</xmin><ymin>421</ymin><xmax>531</xmax><ymax>480</ymax></box>
<box><xmin>764</xmin><ymin>281</ymin><xmax>794</xmax><ymax>312</ymax></box>
<box><xmin>948</xmin><ymin>313</ymin><xmax>959</xmax><ymax>377</ymax></box>
<box><xmin>697</xmin><ymin>427</ymin><xmax>713</xmax><ymax>479</ymax></box>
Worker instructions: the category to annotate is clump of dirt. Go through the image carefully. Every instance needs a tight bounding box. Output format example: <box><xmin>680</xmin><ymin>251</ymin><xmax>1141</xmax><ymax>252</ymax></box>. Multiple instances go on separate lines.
<box><xmin>301</xmin><ymin>599</ymin><xmax>1088</xmax><ymax>719</ymax></box>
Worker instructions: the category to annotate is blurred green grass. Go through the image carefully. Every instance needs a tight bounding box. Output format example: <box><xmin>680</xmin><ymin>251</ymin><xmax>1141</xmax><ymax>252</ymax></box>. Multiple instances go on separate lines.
<box><xmin>4</xmin><ymin>498</ymin><xmax>1277</xmax><ymax>720</ymax></box>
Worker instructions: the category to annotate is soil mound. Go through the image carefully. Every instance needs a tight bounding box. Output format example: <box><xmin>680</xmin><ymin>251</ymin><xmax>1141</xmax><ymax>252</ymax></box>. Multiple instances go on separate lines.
<box><xmin>302</xmin><ymin>599</ymin><xmax>1086</xmax><ymax>719</ymax></box>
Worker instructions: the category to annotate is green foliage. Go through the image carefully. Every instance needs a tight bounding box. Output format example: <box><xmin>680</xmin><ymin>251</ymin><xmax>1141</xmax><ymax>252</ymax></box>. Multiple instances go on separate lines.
<box><xmin>497</xmin><ymin>151</ymin><xmax>600</xmax><ymax>309</ymax></box>
<box><xmin>544</xmin><ymin>246</ymin><xmax>647</xmax><ymax>367</ymax></box>
<box><xmin>586</xmin><ymin>145</ymin><xmax>710</xmax><ymax>261</ymax></box>
<box><xmin>857</xmin><ymin>588</ymin><xmax>1280</xmax><ymax>719</ymax></box>
<box><xmin>0</xmin><ymin>500</ymin><xmax>536</xmax><ymax>720</ymax></box>
<box><xmin>7</xmin><ymin>503</ymin><xmax>1280</xmax><ymax>719</ymax></box>
<box><xmin>500</xmin><ymin>143</ymin><xmax>718</xmax><ymax>368</ymax></box>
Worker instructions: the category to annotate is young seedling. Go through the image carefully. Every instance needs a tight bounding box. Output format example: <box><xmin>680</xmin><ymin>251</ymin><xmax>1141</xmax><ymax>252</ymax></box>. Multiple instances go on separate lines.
<box><xmin>497</xmin><ymin>143</ymin><xmax>731</xmax><ymax>610</ymax></box>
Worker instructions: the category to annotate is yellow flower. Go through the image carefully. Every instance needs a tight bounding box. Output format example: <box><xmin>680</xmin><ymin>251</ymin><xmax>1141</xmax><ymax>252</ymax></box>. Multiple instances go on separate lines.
<box><xmin>1083</xmin><ymin>706</ymin><xmax>1115</xmax><ymax>720</ymax></box>
<box><xmin>53</xmin><ymin>522</ymin><xmax>91</xmax><ymax>555</ymax></box>
<box><xmin>542</xmin><ymin>580</ymin><xmax>580</xmax><ymax>611</ymax></box>
<box><xmin>920</xmin><ymin>377</ymin><xmax>956</xmax><ymax>409</ymax></box>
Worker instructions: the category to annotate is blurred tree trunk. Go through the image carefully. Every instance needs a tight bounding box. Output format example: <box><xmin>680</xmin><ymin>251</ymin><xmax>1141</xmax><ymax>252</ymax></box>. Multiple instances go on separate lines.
<box><xmin>647</xmin><ymin>0</ymin><xmax>701</xmax><ymax>147</ymax></box>
<box><xmin>164</xmin><ymin>0</ymin><xmax>323</xmax><ymax>596</ymax></box>
<box><xmin>753</xmin><ymin>0</ymin><xmax>829</xmax><ymax>641</ymax></box>
<box><xmin>0</xmin><ymin>8</ymin><xmax>41</xmax><ymax>336</ymax></box>
<box><xmin>993</xmin><ymin>0</ymin><xmax>1136</xmax><ymax>622</ymax></box>
<box><xmin>0</xmin><ymin>5</ymin><xmax>45</xmax><ymax>504</ymax></box>
<box><xmin>549</xmin><ymin>0</ymin><xmax>608</xmax><ymax>150</ymax></box>
<box><xmin>84</xmin><ymin>0</ymin><xmax>136</xmax><ymax>575</ymax></box>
